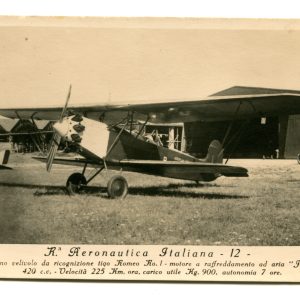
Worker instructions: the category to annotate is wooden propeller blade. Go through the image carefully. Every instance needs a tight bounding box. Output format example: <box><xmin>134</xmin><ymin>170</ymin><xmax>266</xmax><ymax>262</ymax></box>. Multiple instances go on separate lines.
<box><xmin>46</xmin><ymin>132</ymin><xmax>61</xmax><ymax>172</ymax></box>
<box><xmin>59</xmin><ymin>84</ymin><xmax>72</xmax><ymax>122</ymax></box>
<box><xmin>47</xmin><ymin>84</ymin><xmax>72</xmax><ymax>172</ymax></box>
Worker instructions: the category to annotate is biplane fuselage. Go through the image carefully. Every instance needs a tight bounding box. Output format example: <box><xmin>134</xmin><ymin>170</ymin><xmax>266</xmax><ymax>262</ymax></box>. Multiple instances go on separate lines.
<box><xmin>43</xmin><ymin>115</ymin><xmax>248</xmax><ymax>188</ymax></box>
<box><xmin>106</xmin><ymin>127</ymin><xmax>247</xmax><ymax>181</ymax></box>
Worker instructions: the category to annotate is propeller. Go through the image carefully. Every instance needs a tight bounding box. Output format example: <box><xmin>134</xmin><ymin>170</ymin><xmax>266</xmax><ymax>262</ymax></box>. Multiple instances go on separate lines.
<box><xmin>46</xmin><ymin>85</ymin><xmax>72</xmax><ymax>172</ymax></box>
<box><xmin>59</xmin><ymin>84</ymin><xmax>72</xmax><ymax>122</ymax></box>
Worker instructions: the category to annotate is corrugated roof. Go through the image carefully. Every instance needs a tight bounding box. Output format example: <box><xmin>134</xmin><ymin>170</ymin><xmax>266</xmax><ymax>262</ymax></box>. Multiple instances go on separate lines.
<box><xmin>211</xmin><ymin>86</ymin><xmax>300</xmax><ymax>97</ymax></box>
<box><xmin>0</xmin><ymin>119</ymin><xmax>19</xmax><ymax>132</ymax></box>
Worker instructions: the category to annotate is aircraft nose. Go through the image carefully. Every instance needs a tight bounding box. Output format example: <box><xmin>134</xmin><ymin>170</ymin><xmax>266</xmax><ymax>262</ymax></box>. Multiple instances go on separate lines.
<box><xmin>53</xmin><ymin>120</ymin><xmax>69</xmax><ymax>137</ymax></box>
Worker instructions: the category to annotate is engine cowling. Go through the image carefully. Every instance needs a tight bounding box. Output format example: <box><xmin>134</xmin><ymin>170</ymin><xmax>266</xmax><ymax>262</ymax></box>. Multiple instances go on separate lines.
<box><xmin>53</xmin><ymin>115</ymin><xmax>110</xmax><ymax>160</ymax></box>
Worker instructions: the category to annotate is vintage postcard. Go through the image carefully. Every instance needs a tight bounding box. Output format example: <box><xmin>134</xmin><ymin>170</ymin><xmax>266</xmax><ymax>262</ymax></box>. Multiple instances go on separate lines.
<box><xmin>0</xmin><ymin>17</ymin><xmax>299</xmax><ymax>282</ymax></box>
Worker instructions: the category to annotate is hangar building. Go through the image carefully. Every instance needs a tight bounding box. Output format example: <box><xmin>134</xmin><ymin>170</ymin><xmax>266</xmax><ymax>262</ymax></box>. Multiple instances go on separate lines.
<box><xmin>184</xmin><ymin>86</ymin><xmax>300</xmax><ymax>159</ymax></box>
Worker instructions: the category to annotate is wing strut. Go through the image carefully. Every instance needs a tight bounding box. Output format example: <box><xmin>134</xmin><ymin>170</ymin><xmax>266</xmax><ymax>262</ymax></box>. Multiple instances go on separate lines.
<box><xmin>224</xmin><ymin>120</ymin><xmax>249</xmax><ymax>164</ymax></box>
<box><xmin>29</xmin><ymin>134</ymin><xmax>43</xmax><ymax>154</ymax></box>
<box><xmin>135</xmin><ymin>115</ymin><xmax>150</xmax><ymax>140</ymax></box>
<box><xmin>222</xmin><ymin>102</ymin><xmax>242</xmax><ymax>146</ymax></box>
<box><xmin>222</xmin><ymin>99</ymin><xmax>260</xmax><ymax>163</ymax></box>
<box><xmin>129</xmin><ymin>111</ymin><xmax>134</xmax><ymax>134</ymax></box>
<box><xmin>105</xmin><ymin>121</ymin><xmax>128</xmax><ymax>159</ymax></box>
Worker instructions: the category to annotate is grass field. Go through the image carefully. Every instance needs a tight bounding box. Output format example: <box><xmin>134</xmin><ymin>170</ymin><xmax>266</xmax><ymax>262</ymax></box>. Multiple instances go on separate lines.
<box><xmin>0</xmin><ymin>151</ymin><xmax>299</xmax><ymax>245</ymax></box>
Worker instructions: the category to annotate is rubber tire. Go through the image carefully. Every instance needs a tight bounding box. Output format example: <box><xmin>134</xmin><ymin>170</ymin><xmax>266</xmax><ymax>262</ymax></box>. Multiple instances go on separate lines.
<box><xmin>297</xmin><ymin>154</ymin><xmax>300</xmax><ymax>164</ymax></box>
<box><xmin>107</xmin><ymin>175</ymin><xmax>128</xmax><ymax>199</ymax></box>
<box><xmin>66</xmin><ymin>172</ymin><xmax>87</xmax><ymax>195</ymax></box>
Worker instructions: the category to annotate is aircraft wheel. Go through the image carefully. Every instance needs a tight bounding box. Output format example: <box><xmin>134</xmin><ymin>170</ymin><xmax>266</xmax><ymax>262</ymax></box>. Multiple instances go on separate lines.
<box><xmin>107</xmin><ymin>175</ymin><xmax>128</xmax><ymax>199</ymax></box>
<box><xmin>297</xmin><ymin>154</ymin><xmax>300</xmax><ymax>164</ymax></box>
<box><xmin>66</xmin><ymin>172</ymin><xmax>87</xmax><ymax>195</ymax></box>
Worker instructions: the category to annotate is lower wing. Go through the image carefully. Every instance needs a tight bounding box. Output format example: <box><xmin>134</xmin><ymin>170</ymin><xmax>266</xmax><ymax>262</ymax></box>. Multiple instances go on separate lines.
<box><xmin>32</xmin><ymin>156</ymin><xmax>248</xmax><ymax>181</ymax></box>
<box><xmin>32</xmin><ymin>156</ymin><xmax>101</xmax><ymax>168</ymax></box>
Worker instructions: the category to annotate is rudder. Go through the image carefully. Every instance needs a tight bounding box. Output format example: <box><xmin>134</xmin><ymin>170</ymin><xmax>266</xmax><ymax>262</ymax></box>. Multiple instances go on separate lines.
<box><xmin>204</xmin><ymin>140</ymin><xmax>223</xmax><ymax>163</ymax></box>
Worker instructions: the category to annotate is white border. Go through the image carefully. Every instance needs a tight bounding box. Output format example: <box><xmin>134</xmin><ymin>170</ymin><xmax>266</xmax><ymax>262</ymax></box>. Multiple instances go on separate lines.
<box><xmin>0</xmin><ymin>281</ymin><xmax>298</xmax><ymax>300</ymax></box>
<box><xmin>0</xmin><ymin>0</ymin><xmax>299</xmax><ymax>299</ymax></box>
<box><xmin>0</xmin><ymin>0</ymin><xmax>299</xmax><ymax>18</ymax></box>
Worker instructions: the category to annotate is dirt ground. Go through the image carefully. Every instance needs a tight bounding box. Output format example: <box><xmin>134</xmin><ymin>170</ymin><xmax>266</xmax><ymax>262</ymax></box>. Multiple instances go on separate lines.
<box><xmin>0</xmin><ymin>150</ymin><xmax>299</xmax><ymax>245</ymax></box>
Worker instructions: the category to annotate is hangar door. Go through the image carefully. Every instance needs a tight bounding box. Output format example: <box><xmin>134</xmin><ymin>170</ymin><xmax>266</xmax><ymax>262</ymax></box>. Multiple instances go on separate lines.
<box><xmin>185</xmin><ymin>117</ymin><xmax>280</xmax><ymax>159</ymax></box>
<box><xmin>283</xmin><ymin>115</ymin><xmax>300</xmax><ymax>158</ymax></box>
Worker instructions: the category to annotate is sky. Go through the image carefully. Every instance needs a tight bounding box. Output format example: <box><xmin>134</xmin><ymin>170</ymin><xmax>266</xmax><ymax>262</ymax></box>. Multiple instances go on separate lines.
<box><xmin>1</xmin><ymin>18</ymin><xmax>300</xmax><ymax>108</ymax></box>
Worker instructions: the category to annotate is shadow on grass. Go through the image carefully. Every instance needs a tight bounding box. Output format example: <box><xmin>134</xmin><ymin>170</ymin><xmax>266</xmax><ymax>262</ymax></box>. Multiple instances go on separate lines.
<box><xmin>0</xmin><ymin>181</ymin><xmax>248</xmax><ymax>200</ymax></box>
<box><xmin>0</xmin><ymin>182</ymin><xmax>68</xmax><ymax>196</ymax></box>
<box><xmin>128</xmin><ymin>185</ymin><xmax>248</xmax><ymax>199</ymax></box>
<box><xmin>286</xmin><ymin>179</ymin><xmax>300</xmax><ymax>182</ymax></box>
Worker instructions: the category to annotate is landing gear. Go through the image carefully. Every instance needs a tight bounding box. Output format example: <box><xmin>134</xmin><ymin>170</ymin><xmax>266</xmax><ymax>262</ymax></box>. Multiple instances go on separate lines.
<box><xmin>297</xmin><ymin>153</ymin><xmax>300</xmax><ymax>164</ymax></box>
<box><xmin>66</xmin><ymin>172</ymin><xmax>87</xmax><ymax>195</ymax></box>
<box><xmin>107</xmin><ymin>175</ymin><xmax>128</xmax><ymax>199</ymax></box>
<box><xmin>66</xmin><ymin>167</ymin><xmax>128</xmax><ymax>199</ymax></box>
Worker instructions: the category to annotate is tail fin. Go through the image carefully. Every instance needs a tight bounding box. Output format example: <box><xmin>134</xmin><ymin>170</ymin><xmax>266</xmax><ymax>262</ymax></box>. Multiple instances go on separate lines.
<box><xmin>204</xmin><ymin>140</ymin><xmax>223</xmax><ymax>164</ymax></box>
<box><xmin>0</xmin><ymin>150</ymin><xmax>11</xmax><ymax>170</ymax></box>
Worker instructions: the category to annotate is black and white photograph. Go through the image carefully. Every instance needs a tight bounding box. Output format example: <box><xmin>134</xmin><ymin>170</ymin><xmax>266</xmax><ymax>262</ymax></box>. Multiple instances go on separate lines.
<box><xmin>0</xmin><ymin>17</ymin><xmax>299</xmax><ymax>250</ymax></box>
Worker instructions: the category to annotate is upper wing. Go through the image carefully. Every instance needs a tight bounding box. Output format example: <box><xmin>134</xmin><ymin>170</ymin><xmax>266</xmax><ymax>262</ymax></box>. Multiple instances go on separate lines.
<box><xmin>127</xmin><ymin>93</ymin><xmax>300</xmax><ymax>122</ymax></box>
<box><xmin>1</xmin><ymin>92</ymin><xmax>300</xmax><ymax>123</ymax></box>
<box><xmin>0</xmin><ymin>104</ymin><xmax>123</xmax><ymax>121</ymax></box>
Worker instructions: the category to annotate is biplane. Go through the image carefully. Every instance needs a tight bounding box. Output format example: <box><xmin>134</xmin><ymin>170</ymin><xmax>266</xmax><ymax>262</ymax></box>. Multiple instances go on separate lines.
<box><xmin>2</xmin><ymin>85</ymin><xmax>300</xmax><ymax>198</ymax></box>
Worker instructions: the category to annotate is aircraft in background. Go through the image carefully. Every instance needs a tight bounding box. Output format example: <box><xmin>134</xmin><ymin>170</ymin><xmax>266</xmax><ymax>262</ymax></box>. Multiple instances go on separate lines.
<box><xmin>2</xmin><ymin>85</ymin><xmax>300</xmax><ymax>198</ymax></box>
